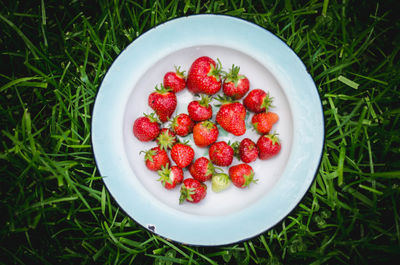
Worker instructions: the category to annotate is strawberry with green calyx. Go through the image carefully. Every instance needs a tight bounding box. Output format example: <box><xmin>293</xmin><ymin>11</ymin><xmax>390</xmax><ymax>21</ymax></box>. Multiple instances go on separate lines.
<box><xmin>187</xmin><ymin>95</ymin><xmax>213</xmax><ymax>122</ymax></box>
<box><xmin>238</xmin><ymin>138</ymin><xmax>259</xmax><ymax>163</ymax></box>
<box><xmin>229</xmin><ymin>163</ymin><xmax>257</xmax><ymax>188</ymax></box>
<box><xmin>170</xmin><ymin>113</ymin><xmax>194</xmax><ymax>137</ymax></box>
<box><xmin>157</xmin><ymin>164</ymin><xmax>184</xmax><ymax>189</ymax></box>
<box><xmin>179</xmin><ymin>178</ymin><xmax>207</xmax><ymax>204</ymax></box>
<box><xmin>192</xmin><ymin>120</ymin><xmax>219</xmax><ymax>147</ymax></box>
<box><xmin>222</xmin><ymin>64</ymin><xmax>250</xmax><ymax>100</ymax></box>
<box><xmin>156</xmin><ymin>128</ymin><xmax>177</xmax><ymax>150</ymax></box>
<box><xmin>257</xmin><ymin>133</ymin><xmax>281</xmax><ymax>160</ymax></box>
<box><xmin>187</xmin><ymin>56</ymin><xmax>222</xmax><ymax>95</ymax></box>
<box><xmin>211</xmin><ymin>172</ymin><xmax>231</xmax><ymax>192</ymax></box>
<box><xmin>163</xmin><ymin>66</ymin><xmax>186</xmax><ymax>93</ymax></box>
<box><xmin>171</xmin><ymin>142</ymin><xmax>195</xmax><ymax>168</ymax></box>
<box><xmin>189</xmin><ymin>157</ymin><xmax>215</xmax><ymax>182</ymax></box>
<box><xmin>215</xmin><ymin>96</ymin><xmax>247</xmax><ymax>136</ymax></box>
<box><xmin>133</xmin><ymin>113</ymin><xmax>160</xmax><ymax>142</ymax></box>
<box><xmin>209</xmin><ymin>141</ymin><xmax>234</xmax><ymax>167</ymax></box>
<box><xmin>243</xmin><ymin>88</ymin><xmax>273</xmax><ymax>113</ymax></box>
<box><xmin>148</xmin><ymin>84</ymin><xmax>177</xmax><ymax>123</ymax></box>
<box><xmin>141</xmin><ymin>146</ymin><xmax>170</xmax><ymax>171</ymax></box>
<box><xmin>251</xmin><ymin>112</ymin><xmax>279</xmax><ymax>135</ymax></box>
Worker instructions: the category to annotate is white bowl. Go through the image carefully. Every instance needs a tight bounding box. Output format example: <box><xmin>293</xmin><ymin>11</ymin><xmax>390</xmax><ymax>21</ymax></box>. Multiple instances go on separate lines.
<box><xmin>92</xmin><ymin>14</ymin><xmax>324</xmax><ymax>246</ymax></box>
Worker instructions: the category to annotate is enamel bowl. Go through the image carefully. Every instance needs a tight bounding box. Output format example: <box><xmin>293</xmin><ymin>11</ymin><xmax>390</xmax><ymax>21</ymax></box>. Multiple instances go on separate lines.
<box><xmin>92</xmin><ymin>14</ymin><xmax>324</xmax><ymax>246</ymax></box>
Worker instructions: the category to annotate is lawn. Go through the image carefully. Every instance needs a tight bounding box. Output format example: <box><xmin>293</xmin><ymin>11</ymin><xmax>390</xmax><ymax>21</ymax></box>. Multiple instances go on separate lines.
<box><xmin>1</xmin><ymin>0</ymin><xmax>399</xmax><ymax>264</ymax></box>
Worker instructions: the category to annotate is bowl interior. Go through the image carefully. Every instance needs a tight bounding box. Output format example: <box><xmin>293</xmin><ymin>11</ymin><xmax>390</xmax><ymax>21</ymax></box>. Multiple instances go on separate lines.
<box><xmin>123</xmin><ymin>45</ymin><xmax>293</xmax><ymax>216</ymax></box>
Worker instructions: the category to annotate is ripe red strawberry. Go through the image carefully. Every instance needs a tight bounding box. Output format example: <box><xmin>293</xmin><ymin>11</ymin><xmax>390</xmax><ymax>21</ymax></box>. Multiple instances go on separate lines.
<box><xmin>215</xmin><ymin>97</ymin><xmax>247</xmax><ymax>136</ymax></box>
<box><xmin>209</xmin><ymin>141</ymin><xmax>234</xmax><ymax>167</ymax></box>
<box><xmin>189</xmin><ymin>157</ymin><xmax>215</xmax><ymax>182</ymax></box>
<box><xmin>187</xmin><ymin>95</ymin><xmax>213</xmax><ymax>121</ymax></box>
<box><xmin>251</xmin><ymin>112</ymin><xmax>279</xmax><ymax>134</ymax></box>
<box><xmin>243</xmin><ymin>89</ymin><xmax>273</xmax><ymax>113</ymax></box>
<box><xmin>222</xmin><ymin>65</ymin><xmax>250</xmax><ymax>99</ymax></box>
<box><xmin>187</xmin><ymin>56</ymin><xmax>222</xmax><ymax>95</ymax></box>
<box><xmin>239</xmin><ymin>138</ymin><xmax>259</xmax><ymax>163</ymax></box>
<box><xmin>157</xmin><ymin>164</ymin><xmax>184</xmax><ymax>189</ymax></box>
<box><xmin>257</xmin><ymin>133</ymin><xmax>281</xmax><ymax>160</ymax></box>
<box><xmin>170</xmin><ymin>113</ymin><xmax>194</xmax><ymax>136</ymax></box>
<box><xmin>171</xmin><ymin>142</ymin><xmax>195</xmax><ymax>168</ymax></box>
<box><xmin>133</xmin><ymin>113</ymin><xmax>160</xmax><ymax>142</ymax></box>
<box><xmin>148</xmin><ymin>84</ymin><xmax>177</xmax><ymax>123</ymax></box>
<box><xmin>156</xmin><ymin>128</ymin><xmax>177</xmax><ymax>150</ymax></box>
<box><xmin>163</xmin><ymin>66</ymin><xmax>186</xmax><ymax>93</ymax></box>
<box><xmin>141</xmin><ymin>146</ymin><xmax>170</xmax><ymax>171</ymax></box>
<box><xmin>192</xmin><ymin>120</ymin><xmax>219</xmax><ymax>147</ymax></box>
<box><xmin>179</xmin><ymin>178</ymin><xmax>207</xmax><ymax>204</ymax></box>
<box><xmin>229</xmin><ymin>164</ymin><xmax>257</xmax><ymax>188</ymax></box>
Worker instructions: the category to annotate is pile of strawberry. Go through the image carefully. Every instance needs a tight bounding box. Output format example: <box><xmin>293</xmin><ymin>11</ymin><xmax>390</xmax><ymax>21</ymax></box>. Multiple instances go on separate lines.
<box><xmin>133</xmin><ymin>56</ymin><xmax>281</xmax><ymax>204</ymax></box>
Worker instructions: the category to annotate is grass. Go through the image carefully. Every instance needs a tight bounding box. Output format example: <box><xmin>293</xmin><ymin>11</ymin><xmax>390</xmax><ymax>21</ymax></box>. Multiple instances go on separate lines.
<box><xmin>1</xmin><ymin>0</ymin><xmax>399</xmax><ymax>264</ymax></box>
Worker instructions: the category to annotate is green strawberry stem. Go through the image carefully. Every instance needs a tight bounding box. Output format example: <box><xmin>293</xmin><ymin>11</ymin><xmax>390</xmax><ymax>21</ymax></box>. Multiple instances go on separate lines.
<box><xmin>207</xmin><ymin>58</ymin><xmax>223</xmax><ymax>82</ymax></box>
<box><xmin>157</xmin><ymin>165</ymin><xmax>173</xmax><ymax>186</ymax></box>
<box><xmin>224</xmin><ymin>64</ymin><xmax>245</xmax><ymax>87</ymax></box>
<box><xmin>154</xmin><ymin>83</ymin><xmax>172</xmax><ymax>93</ymax></box>
<box><xmin>174</xmin><ymin>65</ymin><xmax>186</xmax><ymax>78</ymax></box>
<box><xmin>179</xmin><ymin>186</ymin><xmax>195</xmax><ymax>204</ymax></box>
<box><xmin>199</xmin><ymin>94</ymin><xmax>213</xmax><ymax>107</ymax></box>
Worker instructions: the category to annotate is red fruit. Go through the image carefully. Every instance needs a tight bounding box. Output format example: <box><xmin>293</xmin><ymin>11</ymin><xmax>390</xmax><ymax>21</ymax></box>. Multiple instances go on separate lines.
<box><xmin>148</xmin><ymin>84</ymin><xmax>177</xmax><ymax>123</ymax></box>
<box><xmin>179</xmin><ymin>178</ymin><xmax>207</xmax><ymax>204</ymax></box>
<box><xmin>222</xmin><ymin>65</ymin><xmax>250</xmax><ymax>99</ymax></box>
<box><xmin>187</xmin><ymin>56</ymin><xmax>222</xmax><ymax>95</ymax></box>
<box><xmin>215</xmin><ymin>97</ymin><xmax>247</xmax><ymax>136</ymax></box>
<box><xmin>133</xmin><ymin>113</ymin><xmax>160</xmax><ymax>142</ymax></box>
<box><xmin>209</xmin><ymin>141</ymin><xmax>234</xmax><ymax>167</ymax></box>
<box><xmin>229</xmin><ymin>164</ymin><xmax>257</xmax><ymax>188</ymax></box>
<box><xmin>187</xmin><ymin>95</ymin><xmax>213</xmax><ymax>121</ymax></box>
<box><xmin>157</xmin><ymin>164</ymin><xmax>184</xmax><ymax>189</ymax></box>
<box><xmin>163</xmin><ymin>66</ymin><xmax>186</xmax><ymax>93</ymax></box>
<box><xmin>193</xmin><ymin>120</ymin><xmax>219</xmax><ymax>147</ymax></box>
<box><xmin>239</xmin><ymin>138</ymin><xmax>259</xmax><ymax>163</ymax></box>
<box><xmin>171</xmin><ymin>142</ymin><xmax>195</xmax><ymax>168</ymax></box>
<box><xmin>156</xmin><ymin>128</ymin><xmax>177</xmax><ymax>150</ymax></box>
<box><xmin>257</xmin><ymin>134</ymin><xmax>281</xmax><ymax>160</ymax></box>
<box><xmin>251</xmin><ymin>112</ymin><xmax>279</xmax><ymax>134</ymax></box>
<box><xmin>142</xmin><ymin>146</ymin><xmax>170</xmax><ymax>171</ymax></box>
<box><xmin>243</xmin><ymin>89</ymin><xmax>273</xmax><ymax>113</ymax></box>
<box><xmin>189</xmin><ymin>157</ymin><xmax>215</xmax><ymax>182</ymax></box>
<box><xmin>170</xmin><ymin>113</ymin><xmax>194</xmax><ymax>136</ymax></box>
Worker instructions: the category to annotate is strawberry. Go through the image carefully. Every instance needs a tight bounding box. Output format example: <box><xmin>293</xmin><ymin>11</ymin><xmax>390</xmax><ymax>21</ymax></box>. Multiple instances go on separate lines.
<box><xmin>187</xmin><ymin>56</ymin><xmax>222</xmax><ymax>95</ymax></box>
<box><xmin>192</xmin><ymin>120</ymin><xmax>219</xmax><ymax>147</ymax></box>
<box><xmin>243</xmin><ymin>89</ymin><xmax>273</xmax><ymax>113</ymax></box>
<box><xmin>222</xmin><ymin>65</ymin><xmax>250</xmax><ymax>99</ymax></box>
<box><xmin>148</xmin><ymin>84</ymin><xmax>177</xmax><ymax>123</ymax></box>
<box><xmin>171</xmin><ymin>142</ymin><xmax>195</xmax><ymax>168</ymax></box>
<box><xmin>157</xmin><ymin>164</ymin><xmax>184</xmax><ymax>189</ymax></box>
<box><xmin>215</xmin><ymin>97</ymin><xmax>247</xmax><ymax>136</ymax></box>
<box><xmin>251</xmin><ymin>112</ymin><xmax>279</xmax><ymax>134</ymax></box>
<box><xmin>209</xmin><ymin>141</ymin><xmax>234</xmax><ymax>167</ymax></box>
<box><xmin>133</xmin><ymin>113</ymin><xmax>160</xmax><ymax>142</ymax></box>
<box><xmin>141</xmin><ymin>146</ymin><xmax>170</xmax><ymax>171</ymax></box>
<box><xmin>187</xmin><ymin>95</ymin><xmax>213</xmax><ymax>122</ymax></box>
<box><xmin>163</xmin><ymin>66</ymin><xmax>186</xmax><ymax>93</ymax></box>
<box><xmin>238</xmin><ymin>138</ymin><xmax>259</xmax><ymax>163</ymax></box>
<box><xmin>189</xmin><ymin>157</ymin><xmax>215</xmax><ymax>182</ymax></box>
<box><xmin>211</xmin><ymin>173</ymin><xmax>231</xmax><ymax>192</ymax></box>
<box><xmin>170</xmin><ymin>113</ymin><xmax>194</xmax><ymax>137</ymax></box>
<box><xmin>156</xmin><ymin>128</ymin><xmax>177</xmax><ymax>150</ymax></box>
<box><xmin>229</xmin><ymin>164</ymin><xmax>257</xmax><ymax>188</ymax></box>
<box><xmin>179</xmin><ymin>178</ymin><xmax>207</xmax><ymax>204</ymax></box>
<box><xmin>257</xmin><ymin>133</ymin><xmax>281</xmax><ymax>160</ymax></box>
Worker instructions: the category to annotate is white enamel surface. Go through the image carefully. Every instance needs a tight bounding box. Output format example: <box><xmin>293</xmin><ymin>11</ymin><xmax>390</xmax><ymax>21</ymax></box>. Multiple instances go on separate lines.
<box><xmin>92</xmin><ymin>15</ymin><xmax>324</xmax><ymax>246</ymax></box>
